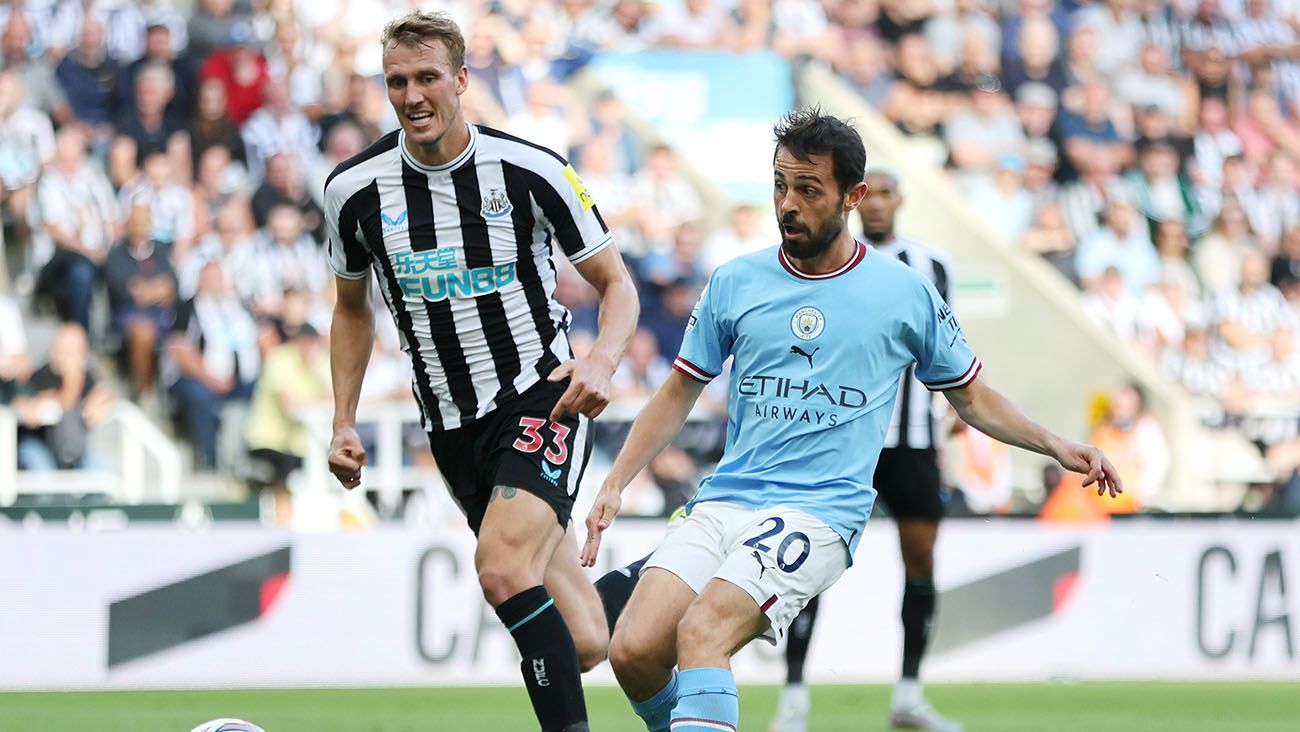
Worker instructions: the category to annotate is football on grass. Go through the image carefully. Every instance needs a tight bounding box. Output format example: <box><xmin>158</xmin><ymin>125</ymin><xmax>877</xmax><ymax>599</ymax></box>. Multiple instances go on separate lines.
<box><xmin>189</xmin><ymin>720</ymin><xmax>267</xmax><ymax>732</ymax></box>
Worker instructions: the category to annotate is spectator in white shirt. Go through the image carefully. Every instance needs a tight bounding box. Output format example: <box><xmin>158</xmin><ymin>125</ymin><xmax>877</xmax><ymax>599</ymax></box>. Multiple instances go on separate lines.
<box><xmin>632</xmin><ymin>144</ymin><xmax>702</xmax><ymax>256</ymax></box>
<box><xmin>0</xmin><ymin>68</ymin><xmax>54</xmax><ymax>247</ymax></box>
<box><xmin>245</xmin><ymin>204</ymin><xmax>327</xmax><ymax>320</ymax></box>
<box><xmin>505</xmin><ymin>78</ymin><xmax>584</xmax><ymax>161</ymax></box>
<box><xmin>704</xmin><ymin>203</ymin><xmax>771</xmax><ymax>272</ymax></box>
<box><xmin>1253</xmin><ymin>152</ymin><xmax>1300</xmax><ymax>250</ymax></box>
<box><xmin>1076</xmin><ymin>194</ymin><xmax>1160</xmax><ymax>295</ymax></box>
<box><xmin>1083</xmin><ymin>265</ymin><xmax>1143</xmax><ymax>341</ymax></box>
<box><xmin>117</xmin><ymin>150</ymin><xmax>197</xmax><ymax>261</ymax></box>
<box><xmin>0</xmin><ymin>293</ymin><xmax>31</xmax><ymax>405</ymax></box>
<box><xmin>1195</xmin><ymin>194</ymin><xmax>1258</xmax><ymax>294</ymax></box>
<box><xmin>1192</xmin><ymin>97</ymin><xmax>1242</xmax><ymax>190</ymax></box>
<box><xmin>34</xmin><ymin>125</ymin><xmax>120</xmax><ymax>329</ymax></box>
<box><xmin>309</xmin><ymin>121</ymin><xmax>365</xmax><ymax>210</ymax></box>
<box><xmin>648</xmin><ymin>0</ymin><xmax>727</xmax><ymax>49</ymax></box>
<box><xmin>1215</xmin><ymin>249</ymin><xmax>1295</xmax><ymax>357</ymax></box>
<box><xmin>179</xmin><ymin>198</ymin><xmax>258</xmax><ymax>300</ymax></box>
<box><xmin>165</xmin><ymin>260</ymin><xmax>260</xmax><ymax>470</ymax></box>
<box><xmin>575</xmin><ymin>136</ymin><xmax>642</xmax><ymax>258</ymax></box>
<box><xmin>241</xmin><ymin>75</ymin><xmax>319</xmax><ymax>181</ymax></box>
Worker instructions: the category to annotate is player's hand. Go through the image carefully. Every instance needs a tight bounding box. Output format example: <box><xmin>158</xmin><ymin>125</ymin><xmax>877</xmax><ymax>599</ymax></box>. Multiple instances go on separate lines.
<box><xmin>581</xmin><ymin>484</ymin><xmax>622</xmax><ymax>567</ymax></box>
<box><xmin>328</xmin><ymin>425</ymin><xmax>368</xmax><ymax>490</ymax></box>
<box><xmin>1055</xmin><ymin>440</ymin><xmax>1124</xmax><ymax>498</ymax></box>
<box><xmin>547</xmin><ymin>352</ymin><xmax>615</xmax><ymax>422</ymax></box>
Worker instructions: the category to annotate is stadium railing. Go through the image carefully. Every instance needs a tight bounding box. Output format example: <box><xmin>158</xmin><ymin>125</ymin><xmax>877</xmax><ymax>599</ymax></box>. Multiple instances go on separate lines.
<box><xmin>0</xmin><ymin>400</ymin><xmax>182</xmax><ymax>506</ymax></box>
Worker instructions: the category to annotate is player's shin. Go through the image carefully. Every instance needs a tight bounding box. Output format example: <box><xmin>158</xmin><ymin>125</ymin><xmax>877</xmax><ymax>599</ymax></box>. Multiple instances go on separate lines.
<box><xmin>627</xmin><ymin>668</ymin><xmax>677</xmax><ymax>732</ymax></box>
<box><xmin>900</xmin><ymin>575</ymin><xmax>936</xmax><ymax>682</ymax></box>
<box><xmin>670</xmin><ymin>667</ymin><xmax>739</xmax><ymax>732</ymax></box>
<box><xmin>495</xmin><ymin>585</ymin><xmax>589</xmax><ymax>732</ymax></box>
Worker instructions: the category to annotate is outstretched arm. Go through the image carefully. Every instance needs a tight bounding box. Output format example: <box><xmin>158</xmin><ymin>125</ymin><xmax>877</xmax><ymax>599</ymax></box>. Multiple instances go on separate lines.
<box><xmin>580</xmin><ymin>369</ymin><xmax>707</xmax><ymax>566</ymax></box>
<box><xmin>943</xmin><ymin>377</ymin><xmax>1124</xmax><ymax>498</ymax></box>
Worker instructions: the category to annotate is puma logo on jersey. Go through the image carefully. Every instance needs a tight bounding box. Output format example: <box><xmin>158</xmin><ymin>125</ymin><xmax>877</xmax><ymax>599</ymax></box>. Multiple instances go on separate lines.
<box><xmin>752</xmin><ymin>550</ymin><xmax>776</xmax><ymax>579</ymax></box>
<box><xmin>789</xmin><ymin>345</ymin><xmax>819</xmax><ymax>367</ymax></box>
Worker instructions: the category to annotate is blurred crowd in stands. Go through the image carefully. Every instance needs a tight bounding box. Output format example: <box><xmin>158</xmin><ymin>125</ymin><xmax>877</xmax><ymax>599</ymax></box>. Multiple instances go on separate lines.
<box><xmin>1</xmin><ymin>0</ymin><xmax>1298</xmax><ymax>518</ymax></box>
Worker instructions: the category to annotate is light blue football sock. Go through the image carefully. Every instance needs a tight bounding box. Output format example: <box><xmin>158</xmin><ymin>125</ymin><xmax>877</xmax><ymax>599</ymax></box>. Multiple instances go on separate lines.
<box><xmin>628</xmin><ymin>669</ymin><xmax>678</xmax><ymax>732</ymax></box>
<box><xmin>669</xmin><ymin>667</ymin><xmax>738</xmax><ymax>731</ymax></box>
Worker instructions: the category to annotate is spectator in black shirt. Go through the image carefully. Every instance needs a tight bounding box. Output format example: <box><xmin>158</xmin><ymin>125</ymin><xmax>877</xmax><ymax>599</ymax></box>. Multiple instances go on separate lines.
<box><xmin>316</xmin><ymin>73</ymin><xmax>382</xmax><ymax>151</ymax></box>
<box><xmin>118</xmin><ymin>22</ymin><xmax>199</xmax><ymax>129</ymax></box>
<box><xmin>56</xmin><ymin>16</ymin><xmax>120</xmax><ymax>131</ymax></box>
<box><xmin>250</xmin><ymin>152</ymin><xmax>324</xmax><ymax>240</ymax></box>
<box><xmin>1273</xmin><ymin>225</ymin><xmax>1300</xmax><ymax>290</ymax></box>
<box><xmin>1001</xmin><ymin>16</ymin><xmax>1070</xmax><ymax>99</ymax></box>
<box><xmin>104</xmin><ymin>203</ymin><xmax>178</xmax><ymax>399</ymax></box>
<box><xmin>189</xmin><ymin>77</ymin><xmax>247</xmax><ymax>171</ymax></box>
<box><xmin>11</xmin><ymin>324</ymin><xmax>113</xmax><ymax>470</ymax></box>
<box><xmin>111</xmin><ymin>61</ymin><xmax>187</xmax><ymax>186</ymax></box>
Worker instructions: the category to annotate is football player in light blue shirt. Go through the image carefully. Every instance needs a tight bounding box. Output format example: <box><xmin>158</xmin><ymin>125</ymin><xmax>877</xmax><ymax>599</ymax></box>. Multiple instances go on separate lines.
<box><xmin>581</xmin><ymin>109</ymin><xmax>1124</xmax><ymax>732</ymax></box>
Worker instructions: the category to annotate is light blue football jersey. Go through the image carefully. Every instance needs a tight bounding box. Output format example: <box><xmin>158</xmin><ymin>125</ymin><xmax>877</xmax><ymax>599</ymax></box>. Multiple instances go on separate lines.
<box><xmin>673</xmin><ymin>242</ymin><xmax>981</xmax><ymax>558</ymax></box>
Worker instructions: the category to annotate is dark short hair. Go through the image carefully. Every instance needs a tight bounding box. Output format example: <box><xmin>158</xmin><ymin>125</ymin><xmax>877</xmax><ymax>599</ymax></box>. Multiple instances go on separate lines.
<box><xmin>381</xmin><ymin>10</ymin><xmax>466</xmax><ymax>69</ymax></box>
<box><xmin>772</xmin><ymin>108</ymin><xmax>866</xmax><ymax>195</ymax></box>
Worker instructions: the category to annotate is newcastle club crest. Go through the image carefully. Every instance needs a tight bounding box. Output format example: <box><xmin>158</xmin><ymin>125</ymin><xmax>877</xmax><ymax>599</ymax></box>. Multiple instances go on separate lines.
<box><xmin>481</xmin><ymin>187</ymin><xmax>513</xmax><ymax>219</ymax></box>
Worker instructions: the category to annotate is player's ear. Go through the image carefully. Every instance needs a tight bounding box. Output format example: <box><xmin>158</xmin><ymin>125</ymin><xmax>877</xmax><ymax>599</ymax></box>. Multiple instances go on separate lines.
<box><xmin>843</xmin><ymin>180</ymin><xmax>868</xmax><ymax>212</ymax></box>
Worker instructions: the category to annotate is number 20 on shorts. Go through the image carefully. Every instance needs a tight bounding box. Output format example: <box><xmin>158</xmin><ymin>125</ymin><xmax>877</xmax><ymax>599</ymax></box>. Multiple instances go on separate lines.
<box><xmin>512</xmin><ymin>417</ymin><xmax>571</xmax><ymax>464</ymax></box>
<box><xmin>743</xmin><ymin>516</ymin><xmax>812</xmax><ymax>572</ymax></box>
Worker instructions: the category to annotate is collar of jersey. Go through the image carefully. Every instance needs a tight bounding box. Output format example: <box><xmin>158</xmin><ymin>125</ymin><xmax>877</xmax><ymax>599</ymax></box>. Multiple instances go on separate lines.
<box><xmin>779</xmin><ymin>240</ymin><xmax>867</xmax><ymax>280</ymax></box>
<box><xmin>399</xmin><ymin>122</ymin><xmax>477</xmax><ymax>173</ymax></box>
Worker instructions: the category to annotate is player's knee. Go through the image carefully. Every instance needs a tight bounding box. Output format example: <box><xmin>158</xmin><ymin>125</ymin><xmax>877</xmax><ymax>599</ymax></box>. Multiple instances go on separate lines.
<box><xmin>901</xmin><ymin>548</ymin><xmax>934</xmax><ymax>578</ymax></box>
<box><xmin>576</xmin><ymin>635</ymin><xmax>609</xmax><ymax>672</ymax></box>
<box><xmin>477</xmin><ymin>563</ymin><xmax>532</xmax><ymax>607</ymax></box>
<box><xmin>577</xmin><ymin>644</ymin><xmax>605</xmax><ymax>670</ymax></box>
<box><xmin>608</xmin><ymin>627</ymin><xmax>655</xmax><ymax>677</ymax></box>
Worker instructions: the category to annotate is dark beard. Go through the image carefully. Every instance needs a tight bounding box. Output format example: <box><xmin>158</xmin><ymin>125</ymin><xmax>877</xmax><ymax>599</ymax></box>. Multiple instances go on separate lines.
<box><xmin>780</xmin><ymin>217</ymin><xmax>843</xmax><ymax>260</ymax></box>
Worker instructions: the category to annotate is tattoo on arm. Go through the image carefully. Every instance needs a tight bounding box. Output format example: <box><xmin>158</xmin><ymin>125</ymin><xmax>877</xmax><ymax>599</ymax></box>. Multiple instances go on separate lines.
<box><xmin>490</xmin><ymin>485</ymin><xmax>519</xmax><ymax>501</ymax></box>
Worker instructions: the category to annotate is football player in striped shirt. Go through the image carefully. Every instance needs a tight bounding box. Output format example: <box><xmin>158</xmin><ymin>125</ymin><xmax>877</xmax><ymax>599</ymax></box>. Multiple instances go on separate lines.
<box><xmin>324</xmin><ymin>12</ymin><xmax>639</xmax><ymax>732</ymax></box>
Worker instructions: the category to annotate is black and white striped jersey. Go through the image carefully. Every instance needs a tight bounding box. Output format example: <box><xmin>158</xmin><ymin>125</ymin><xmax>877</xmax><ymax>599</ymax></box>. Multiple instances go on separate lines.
<box><xmin>324</xmin><ymin>123</ymin><xmax>613</xmax><ymax>432</ymax></box>
<box><xmin>869</xmin><ymin>235</ymin><xmax>954</xmax><ymax>450</ymax></box>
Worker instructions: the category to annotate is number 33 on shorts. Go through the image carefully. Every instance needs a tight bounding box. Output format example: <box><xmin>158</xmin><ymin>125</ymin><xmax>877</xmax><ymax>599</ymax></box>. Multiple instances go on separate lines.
<box><xmin>512</xmin><ymin>416</ymin><xmax>571</xmax><ymax>463</ymax></box>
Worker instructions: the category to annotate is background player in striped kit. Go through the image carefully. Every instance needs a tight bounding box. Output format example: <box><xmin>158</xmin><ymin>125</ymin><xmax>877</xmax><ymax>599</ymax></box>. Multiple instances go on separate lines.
<box><xmin>770</xmin><ymin>170</ymin><xmax>963</xmax><ymax>732</ymax></box>
<box><xmin>324</xmin><ymin>12</ymin><xmax>639</xmax><ymax>732</ymax></box>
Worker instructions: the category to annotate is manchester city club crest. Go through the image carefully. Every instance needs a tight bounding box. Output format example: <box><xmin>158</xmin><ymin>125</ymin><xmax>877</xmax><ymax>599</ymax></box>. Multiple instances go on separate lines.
<box><xmin>791</xmin><ymin>306</ymin><xmax>825</xmax><ymax>340</ymax></box>
<box><xmin>481</xmin><ymin>187</ymin><xmax>513</xmax><ymax>219</ymax></box>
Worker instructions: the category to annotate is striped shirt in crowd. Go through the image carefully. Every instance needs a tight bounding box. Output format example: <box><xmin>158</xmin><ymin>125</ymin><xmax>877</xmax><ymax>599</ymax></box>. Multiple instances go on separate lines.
<box><xmin>1214</xmin><ymin>283</ymin><xmax>1295</xmax><ymax>343</ymax></box>
<box><xmin>325</xmin><ymin>123</ymin><xmax>612</xmax><ymax>432</ymax></box>
<box><xmin>869</xmin><ymin>234</ymin><xmax>954</xmax><ymax>450</ymax></box>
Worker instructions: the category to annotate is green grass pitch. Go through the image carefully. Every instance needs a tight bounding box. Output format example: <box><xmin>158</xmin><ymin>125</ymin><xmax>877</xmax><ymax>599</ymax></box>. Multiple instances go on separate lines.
<box><xmin>1</xmin><ymin>682</ymin><xmax>1292</xmax><ymax>731</ymax></box>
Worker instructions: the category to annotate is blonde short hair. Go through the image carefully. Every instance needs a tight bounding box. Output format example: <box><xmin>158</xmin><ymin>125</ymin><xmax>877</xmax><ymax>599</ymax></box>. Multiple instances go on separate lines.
<box><xmin>380</xmin><ymin>11</ymin><xmax>465</xmax><ymax>69</ymax></box>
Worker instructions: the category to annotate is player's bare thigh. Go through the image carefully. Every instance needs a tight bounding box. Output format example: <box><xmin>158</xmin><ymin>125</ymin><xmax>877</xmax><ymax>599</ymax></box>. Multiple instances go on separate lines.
<box><xmin>475</xmin><ymin>486</ymin><xmax>567</xmax><ymax>605</ymax></box>
<box><xmin>545</xmin><ymin>525</ymin><xmax>609</xmax><ymax>671</ymax></box>
<box><xmin>608</xmin><ymin>567</ymin><xmax>697</xmax><ymax>700</ymax></box>
<box><xmin>676</xmin><ymin>577</ymin><xmax>770</xmax><ymax>669</ymax></box>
